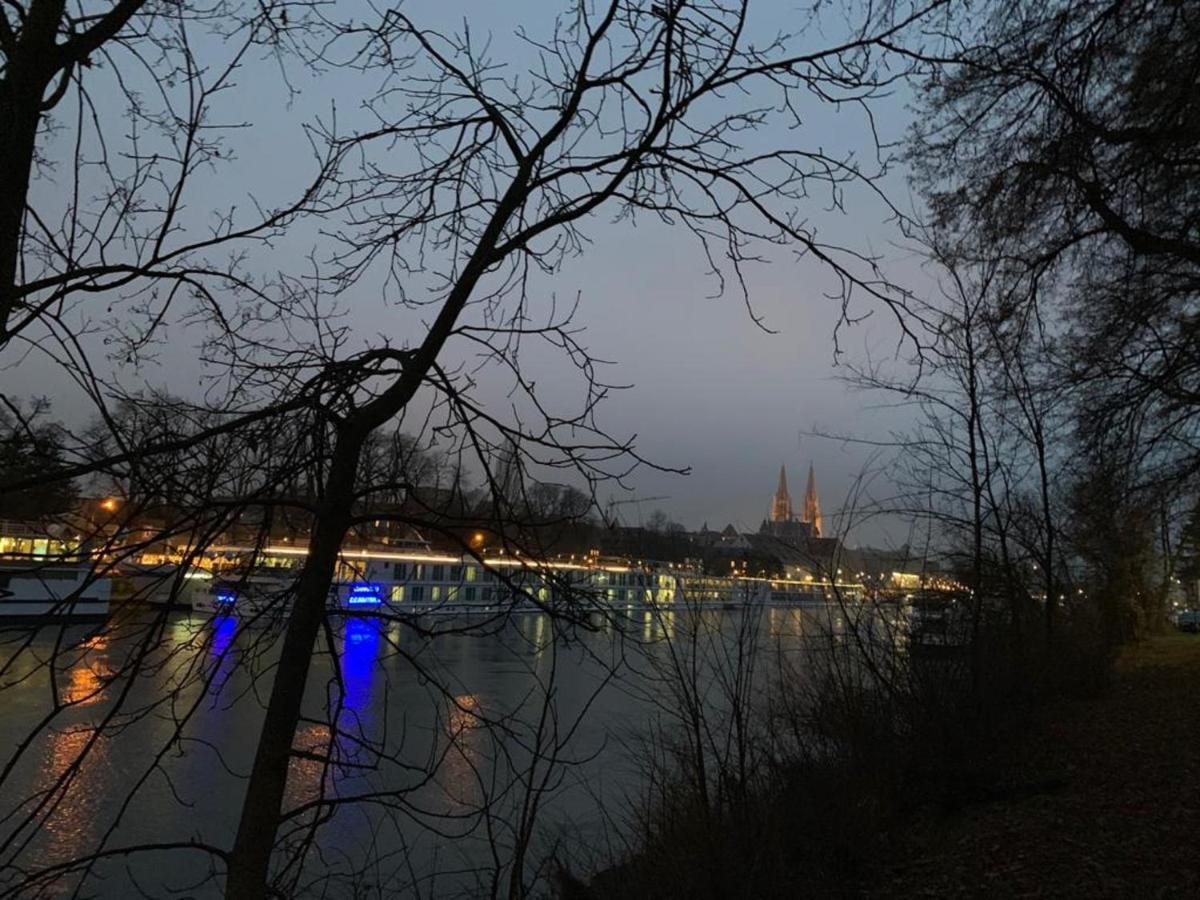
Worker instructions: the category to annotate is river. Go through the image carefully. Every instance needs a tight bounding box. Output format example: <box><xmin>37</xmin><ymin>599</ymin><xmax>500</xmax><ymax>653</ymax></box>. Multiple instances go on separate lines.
<box><xmin>0</xmin><ymin>604</ymin><xmax>851</xmax><ymax>897</ymax></box>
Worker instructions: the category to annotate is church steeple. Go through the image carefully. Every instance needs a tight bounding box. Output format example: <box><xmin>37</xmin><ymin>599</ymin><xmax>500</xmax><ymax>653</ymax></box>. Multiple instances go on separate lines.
<box><xmin>802</xmin><ymin>463</ymin><xmax>822</xmax><ymax>537</ymax></box>
<box><xmin>770</xmin><ymin>465</ymin><xmax>793</xmax><ymax>523</ymax></box>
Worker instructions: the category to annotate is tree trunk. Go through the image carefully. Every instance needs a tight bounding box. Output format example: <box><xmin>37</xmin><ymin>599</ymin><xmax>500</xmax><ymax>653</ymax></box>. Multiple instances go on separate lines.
<box><xmin>0</xmin><ymin>0</ymin><xmax>64</xmax><ymax>338</ymax></box>
<box><xmin>224</xmin><ymin>432</ymin><xmax>363</xmax><ymax>898</ymax></box>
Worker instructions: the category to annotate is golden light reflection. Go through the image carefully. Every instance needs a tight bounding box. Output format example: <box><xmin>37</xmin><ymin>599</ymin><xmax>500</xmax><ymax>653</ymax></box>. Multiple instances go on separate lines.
<box><xmin>284</xmin><ymin>722</ymin><xmax>332</xmax><ymax>812</ymax></box>
<box><xmin>34</xmin><ymin>725</ymin><xmax>107</xmax><ymax>867</ymax></box>
<box><xmin>62</xmin><ymin>667</ymin><xmax>101</xmax><ymax>707</ymax></box>
<box><xmin>439</xmin><ymin>694</ymin><xmax>485</xmax><ymax>810</ymax></box>
<box><xmin>446</xmin><ymin>694</ymin><xmax>481</xmax><ymax>737</ymax></box>
<box><xmin>59</xmin><ymin>636</ymin><xmax>109</xmax><ymax>707</ymax></box>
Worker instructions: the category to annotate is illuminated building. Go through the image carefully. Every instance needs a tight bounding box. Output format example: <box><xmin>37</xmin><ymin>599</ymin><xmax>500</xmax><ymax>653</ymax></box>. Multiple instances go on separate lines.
<box><xmin>761</xmin><ymin>463</ymin><xmax>822</xmax><ymax>539</ymax></box>
<box><xmin>802</xmin><ymin>464</ymin><xmax>822</xmax><ymax>537</ymax></box>
<box><xmin>769</xmin><ymin>466</ymin><xmax>793</xmax><ymax>523</ymax></box>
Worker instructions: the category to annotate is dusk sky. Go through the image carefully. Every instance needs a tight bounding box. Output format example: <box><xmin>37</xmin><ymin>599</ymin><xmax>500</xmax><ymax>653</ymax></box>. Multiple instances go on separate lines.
<box><xmin>15</xmin><ymin>0</ymin><xmax>935</xmax><ymax>545</ymax></box>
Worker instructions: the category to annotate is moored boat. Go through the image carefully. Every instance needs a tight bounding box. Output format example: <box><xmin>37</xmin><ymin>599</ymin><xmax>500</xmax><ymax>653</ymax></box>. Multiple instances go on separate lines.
<box><xmin>0</xmin><ymin>560</ymin><xmax>111</xmax><ymax>623</ymax></box>
<box><xmin>120</xmin><ymin>562</ymin><xmax>215</xmax><ymax>609</ymax></box>
<box><xmin>191</xmin><ymin>571</ymin><xmax>295</xmax><ymax>617</ymax></box>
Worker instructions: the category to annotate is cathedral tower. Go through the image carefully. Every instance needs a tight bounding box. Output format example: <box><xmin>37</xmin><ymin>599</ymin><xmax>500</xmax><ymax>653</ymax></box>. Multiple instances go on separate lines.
<box><xmin>802</xmin><ymin>463</ymin><xmax>822</xmax><ymax>537</ymax></box>
<box><xmin>770</xmin><ymin>465</ymin><xmax>793</xmax><ymax>523</ymax></box>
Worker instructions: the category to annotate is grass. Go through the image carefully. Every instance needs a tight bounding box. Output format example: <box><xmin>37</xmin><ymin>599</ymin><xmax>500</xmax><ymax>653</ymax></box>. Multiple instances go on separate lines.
<box><xmin>866</xmin><ymin>633</ymin><xmax>1200</xmax><ymax>898</ymax></box>
<box><xmin>565</xmin><ymin>631</ymin><xmax>1200</xmax><ymax>899</ymax></box>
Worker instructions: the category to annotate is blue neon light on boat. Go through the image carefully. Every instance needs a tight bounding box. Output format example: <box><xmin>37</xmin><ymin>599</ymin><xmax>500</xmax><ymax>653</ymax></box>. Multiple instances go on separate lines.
<box><xmin>347</xmin><ymin>582</ymin><xmax>383</xmax><ymax>606</ymax></box>
<box><xmin>215</xmin><ymin>590</ymin><xmax>237</xmax><ymax>605</ymax></box>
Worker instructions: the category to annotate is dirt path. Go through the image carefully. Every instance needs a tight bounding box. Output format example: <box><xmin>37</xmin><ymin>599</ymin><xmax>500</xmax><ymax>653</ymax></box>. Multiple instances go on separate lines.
<box><xmin>873</xmin><ymin>635</ymin><xmax>1200</xmax><ymax>898</ymax></box>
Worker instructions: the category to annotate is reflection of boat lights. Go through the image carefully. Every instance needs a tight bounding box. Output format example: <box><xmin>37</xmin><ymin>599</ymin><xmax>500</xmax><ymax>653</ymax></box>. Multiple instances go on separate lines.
<box><xmin>341</xmin><ymin>618</ymin><xmax>379</xmax><ymax>712</ymax></box>
<box><xmin>211</xmin><ymin>615</ymin><xmax>236</xmax><ymax>657</ymax></box>
<box><xmin>286</xmin><ymin>723</ymin><xmax>331</xmax><ymax>808</ymax></box>
<box><xmin>42</xmin><ymin>726</ymin><xmax>102</xmax><ymax>863</ymax></box>
<box><xmin>347</xmin><ymin>582</ymin><xmax>383</xmax><ymax>606</ymax></box>
<box><xmin>63</xmin><ymin>663</ymin><xmax>102</xmax><ymax>706</ymax></box>
<box><xmin>448</xmin><ymin>694</ymin><xmax>481</xmax><ymax>736</ymax></box>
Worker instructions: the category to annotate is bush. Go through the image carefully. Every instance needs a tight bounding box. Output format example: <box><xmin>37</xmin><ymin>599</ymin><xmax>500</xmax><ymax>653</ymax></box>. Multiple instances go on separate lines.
<box><xmin>565</xmin><ymin>604</ymin><xmax>1117</xmax><ymax>899</ymax></box>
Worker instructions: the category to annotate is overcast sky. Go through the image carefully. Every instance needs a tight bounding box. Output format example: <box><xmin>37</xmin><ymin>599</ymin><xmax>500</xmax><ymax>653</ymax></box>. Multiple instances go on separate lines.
<box><xmin>15</xmin><ymin>1</ymin><xmax>939</xmax><ymax>547</ymax></box>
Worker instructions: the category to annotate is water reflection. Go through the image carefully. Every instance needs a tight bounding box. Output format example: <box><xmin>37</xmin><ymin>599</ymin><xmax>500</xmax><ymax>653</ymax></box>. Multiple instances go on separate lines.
<box><xmin>439</xmin><ymin>693</ymin><xmax>485</xmax><ymax>810</ymax></box>
<box><xmin>40</xmin><ymin>726</ymin><xmax>104</xmax><ymax>866</ymax></box>
<box><xmin>4</xmin><ymin>607</ymin><xmax>837</xmax><ymax>896</ymax></box>
<box><xmin>768</xmin><ymin>607</ymin><xmax>809</xmax><ymax>637</ymax></box>
<box><xmin>640</xmin><ymin>608</ymin><xmax>676</xmax><ymax>643</ymax></box>
<box><xmin>60</xmin><ymin>635</ymin><xmax>109</xmax><ymax>707</ymax></box>
<box><xmin>210</xmin><ymin>615</ymin><xmax>237</xmax><ymax>658</ymax></box>
<box><xmin>285</xmin><ymin>722</ymin><xmax>332</xmax><ymax>812</ymax></box>
<box><xmin>205</xmin><ymin>614</ymin><xmax>241</xmax><ymax>697</ymax></box>
<box><xmin>516</xmin><ymin>613</ymin><xmax>550</xmax><ymax>656</ymax></box>
<box><xmin>340</xmin><ymin>617</ymin><xmax>380</xmax><ymax>714</ymax></box>
<box><xmin>447</xmin><ymin>693</ymin><xmax>482</xmax><ymax>737</ymax></box>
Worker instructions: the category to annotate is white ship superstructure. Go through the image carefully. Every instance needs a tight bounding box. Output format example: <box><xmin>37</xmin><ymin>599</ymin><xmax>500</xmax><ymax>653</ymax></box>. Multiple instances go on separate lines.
<box><xmin>185</xmin><ymin>545</ymin><xmax>864</xmax><ymax>616</ymax></box>
<box><xmin>0</xmin><ymin>561</ymin><xmax>111</xmax><ymax>622</ymax></box>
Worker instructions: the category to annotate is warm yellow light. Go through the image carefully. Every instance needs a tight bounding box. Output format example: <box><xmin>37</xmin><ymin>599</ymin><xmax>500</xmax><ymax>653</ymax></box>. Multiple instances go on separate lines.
<box><xmin>101</xmin><ymin>498</ymin><xmax>118</xmax><ymax>511</ymax></box>
<box><xmin>472</xmin><ymin>532</ymin><xmax>486</xmax><ymax>546</ymax></box>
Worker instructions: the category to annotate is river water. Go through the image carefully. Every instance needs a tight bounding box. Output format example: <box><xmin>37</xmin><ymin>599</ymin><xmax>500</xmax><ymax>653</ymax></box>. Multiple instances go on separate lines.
<box><xmin>0</xmin><ymin>604</ymin><xmax>851</xmax><ymax>898</ymax></box>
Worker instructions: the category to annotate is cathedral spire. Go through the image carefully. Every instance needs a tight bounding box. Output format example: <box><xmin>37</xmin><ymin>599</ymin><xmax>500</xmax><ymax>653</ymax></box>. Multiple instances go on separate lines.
<box><xmin>770</xmin><ymin>465</ymin><xmax>793</xmax><ymax>522</ymax></box>
<box><xmin>803</xmin><ymin>463</ymin><xmax>822</xmax><ymax>537</ymax></box>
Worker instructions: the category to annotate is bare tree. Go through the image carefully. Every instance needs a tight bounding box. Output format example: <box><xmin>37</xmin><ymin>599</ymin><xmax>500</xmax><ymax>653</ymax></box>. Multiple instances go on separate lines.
<box><xmin>0</xmin><ymin>0</ymin><xmax>340</xmax><ymax>351</ymax></box>
<box><xmin>0</xmin><ymin>1</ymin><xmax>951</xmax><ymax>897</ymax></box>
<box><xmin>911</xmin><ymin>0</ymin><xmax>1200</xmax><ymax>496</ymax></box>
<box><xmin>221</xmin><ymin>3</ymin><xmax>942</xmax><ymax>895</ymax></box>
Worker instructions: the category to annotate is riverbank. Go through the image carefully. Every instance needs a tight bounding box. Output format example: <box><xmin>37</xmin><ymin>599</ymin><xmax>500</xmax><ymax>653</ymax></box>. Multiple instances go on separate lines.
<box><xmin>868</xmin><ymin>633</ymin><xmax>1200</xmax><ymax>898</ymax></box>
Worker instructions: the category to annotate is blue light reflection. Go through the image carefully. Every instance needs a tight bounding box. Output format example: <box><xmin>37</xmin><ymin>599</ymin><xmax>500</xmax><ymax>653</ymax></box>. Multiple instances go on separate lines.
<box><xmin>340</xmin><ymin>617</ymin><xmax>380</xmax><ymax>713</ymax></box>
<box><xmin>211</xmin><ymin>615</ymin><xmax>236</xmax><ymax>657</ymax></box>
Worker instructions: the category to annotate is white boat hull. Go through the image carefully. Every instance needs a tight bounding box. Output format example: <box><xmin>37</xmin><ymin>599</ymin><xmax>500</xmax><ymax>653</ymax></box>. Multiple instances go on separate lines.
<box><xmin>0</xmin><ymin>563</ymin><xmax>111</xmax><ymax>623</ymax></box>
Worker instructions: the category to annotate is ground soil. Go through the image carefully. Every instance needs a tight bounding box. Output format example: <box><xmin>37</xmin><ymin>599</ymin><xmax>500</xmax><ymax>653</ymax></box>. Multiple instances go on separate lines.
<box><xmin>869</xmin><ymin>634</ymin><xmax>1200</xmax><ymax>898</ymax></box>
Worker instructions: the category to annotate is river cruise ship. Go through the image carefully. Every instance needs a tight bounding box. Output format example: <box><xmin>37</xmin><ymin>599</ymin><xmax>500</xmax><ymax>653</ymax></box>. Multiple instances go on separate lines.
<box><xmin>179</xmin><ymin>545</ymin><xmax>865</xmax><ymax>617</ymax></box>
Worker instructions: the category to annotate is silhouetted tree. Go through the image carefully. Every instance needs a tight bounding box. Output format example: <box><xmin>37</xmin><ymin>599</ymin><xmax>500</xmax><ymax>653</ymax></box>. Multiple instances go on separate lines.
<box><xmin>0</xmin><ymin>402</ymin><xmax>76</xmax><ymax>520</ymax></box>
<box><xmin>912</xmin><ymin>0</ymin><xmax>1200</xmax><ymax>488</ymax></box>
<box><xmin>0</xmin><ymin>2</ymin><xmax>948</xmax><ymax>897</ymax></box>
<box><xmin>224</xmin><ymin>2</ymin><xmax>940</xmax><ymax>894</ymax></box>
